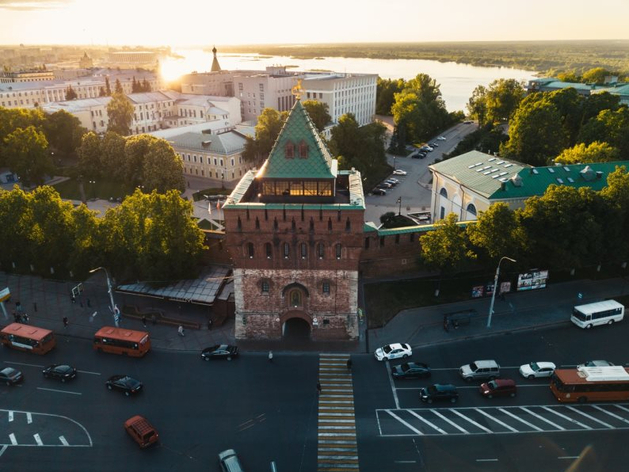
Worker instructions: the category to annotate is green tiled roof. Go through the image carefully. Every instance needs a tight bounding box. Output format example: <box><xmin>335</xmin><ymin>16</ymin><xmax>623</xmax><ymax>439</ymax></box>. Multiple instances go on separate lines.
<box><xmin>429</xmin><ymin>151</ymin><xmax>527</xmax><ymax>198</ymax></box>
<box><xmin>260</xmin><ymin>100</ymin><xmax>337</xmax><ymax>179</ymax></box>
<box><xmin>491</xmin><ymin>161</ymin><xmax>629</xmax><ymax>200</ymax></box>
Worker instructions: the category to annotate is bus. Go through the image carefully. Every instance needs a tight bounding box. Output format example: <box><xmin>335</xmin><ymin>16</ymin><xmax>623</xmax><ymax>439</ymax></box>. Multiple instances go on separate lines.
<box><xmin>93</xmin><ymin>326</ymin><xmax>151</xmax><ymax>357</ymax></box>
<box><xmin>0</xmin><ymin>323</ymin><xmax>56</xmax><ymax>354</ymax></box>
<box><xmin>571</xmin><ymin>299</ymin><xmax>624</xmax><ymax>329</ymax></box>
<box><xmin>550</xmin><ymin>366</ymin><xmax>629</xmax><ymax>403</ymax></box>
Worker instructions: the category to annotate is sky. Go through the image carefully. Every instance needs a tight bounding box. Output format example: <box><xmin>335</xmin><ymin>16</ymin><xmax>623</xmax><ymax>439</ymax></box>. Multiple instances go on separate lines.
<box><xmin>0</xmin><ymin>0</ymin><xmax>628</xmax><ymax>46</ymax></box>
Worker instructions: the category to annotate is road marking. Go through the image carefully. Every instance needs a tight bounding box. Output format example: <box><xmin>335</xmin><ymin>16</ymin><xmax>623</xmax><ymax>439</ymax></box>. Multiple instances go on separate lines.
<box><xmin>395</xmin><ymin>461</ymin><xmax>417</xmax><ymax>464</ymax></box>
<box><xmin>451</xmin><ymin>409</ymin><xmax>493</xmax><ymax>433</ymax></box>
<box><xmin>3</xmin><ymin>361</ymin><xmax>44</xmax><ymax>369</ymax></box>
<box><xmin>592</xmin><ymin>405</ymin><xmax>629</xmax><ymax>424</ymax></box>
<box><xmin>26</xmin><ymin>413</ymin><xmax>32</xmax><ymax>424</ymax></box>
<box><xmin>59</xmin><ymin>436</ymin><xmax>69</xmax><ymax>446</ymax></box>
<box><xmin>476</xmin><ymin>408</ymin><xmax>518</xmax><ymax>432</ymax></box>
<box><xmin>34</xmin><ymin>434</ymin><xmax>43</xmax><ymax>446</ymax></box>
<box><xmin>431</xmin><ymin>410</ymin><xmax>469</xmax><ymax>434</ymax></box>
<box><xmin>0</xmin><ymin>445</ymin><xmax>7</xmax><ymax>457</ymax></box>
<box><xmin>542</xmin><ymin>407</ymin><xmax>591</xmax><ymax>429</ymax></box>
<box><xmin>499</xmin><ymin>408</ymin><xmax>543</xmax><ymax>432</ymax></box>
<box><xmin>615</xmin><ymin>405</ymin><xmax>629</xmax><ymax>414</ymax></box>
<box><xmin>386</xmin><ymin>410</ymin><xmax>423</xmax><ymax>435</ymax></box>
<box><xmin>396</xmin><ymin>384</ymin><xmax>548</xmax><ymax>391</ymax></box>
<box><xmin>519</xmin><ymin>407</ymin><xmax>565</xmax><ymax>430</ymax></box>
<box><xmin>408</xmin><ymin>410</ymin><xmax>447</xmax><ymax>434</ymax></box>
<box><xmin>386</xmin><ymin>361</ymin><xmax>400</xmax><ymax>409</ymax></box>
<box><xmin>566</xmin><ymin>406</ymin><xmax>613</xmax><ymax>428</ymax></box>
<box><xmin>476</xmin><ymin>459</ymin><xmax>499</xmax><ymax>462</ymax></box>
<box><xmin>558</xmin><ymin>456</ymin><xmax>580</xmax><ymax>460</ymax></box>
<box><xmin>37</xmin><ymin>387</ymin><xmax>82</xmax><ymax>396</ymax></box>
<box><xmin>8</xmin><ymin>411</ymin><xmax>13</xmax><ymax>422</ymax></box>
<box><xmin>9</xmin><ymin>434</ymin><xmax>17</xmax><ymax>445</ymax></box>
<box><xmin>76</xmin><ymin>369</ymin><xmax>101</xmax><ymax>376</ymax></box>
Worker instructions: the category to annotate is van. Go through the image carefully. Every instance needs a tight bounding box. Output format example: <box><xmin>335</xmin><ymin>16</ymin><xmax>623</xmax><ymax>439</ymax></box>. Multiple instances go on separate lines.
<box><xmin>218</xmin><ymin>449</ymin><xmax>245</xmax><ymax>472</ymax></box>
<box><xmin>460</xmin><ymin>360</ymin><xmax>500</xmax><ymax>382</ymax></box>
<box><xmin>124</xmin><ymin>415</ymin><xmax>159</xmax><ymax>448</ymax></box>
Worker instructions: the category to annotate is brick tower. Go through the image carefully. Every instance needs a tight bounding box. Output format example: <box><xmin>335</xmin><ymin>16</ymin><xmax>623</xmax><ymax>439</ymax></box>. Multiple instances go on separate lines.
<box><xmin>222</xmin><ymin>87</ymin><xmax>364</xmax><ymax>341</ymax></box>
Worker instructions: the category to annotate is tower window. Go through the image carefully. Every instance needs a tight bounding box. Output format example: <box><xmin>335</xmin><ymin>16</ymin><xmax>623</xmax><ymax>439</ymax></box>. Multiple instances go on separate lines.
<box><xmin>247</xmin><ymin>242</ymin><xmax>254</xmax><ymax>258</ymax></box>
<box><xmin>265</xmin><ymin>242</ymin><xmax>272</xmax><ymax>259</ymax></box>
<box><xmin>285</xmin><ymin>142</ymin><xmax>295</xmax><ymax>159</ymax></box>
<box><xmin>335</xmin><ymin>244</ymin><xmax>342</xmax><ymax>259</ymax></box>
<box><xmin>261</xmin><ymin>281</ymin><xmax>269</xmax><ymax>293</ymax></box>
<box><xmin>323</xmin><ymin>282</ymin><xmax>330</xmax><ymax>295</ymax></box>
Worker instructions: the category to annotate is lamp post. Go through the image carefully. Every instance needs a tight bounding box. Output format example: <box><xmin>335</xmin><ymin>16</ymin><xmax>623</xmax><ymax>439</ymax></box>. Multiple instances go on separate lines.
<box><xmin>486</xmin><ymin>256</ymin><xmax>516</xmax><ymax>328</ymax></box>
<box><xmin>396</xmin><ymin>196</ymin><xmax>402</xmax><ymax>216</ymax></box>
<box><xmin>88</xmin><ymin>180</ymin><xmax>96</xmax><ymax>200</ymax></box>
<box><xmin>89</xmin><ymin>266</ymin><xmax>119</xmax><ymax>327</ymax></box>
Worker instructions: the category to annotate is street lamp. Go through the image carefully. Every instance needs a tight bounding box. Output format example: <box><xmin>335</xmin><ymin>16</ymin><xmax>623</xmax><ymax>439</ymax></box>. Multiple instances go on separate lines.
<box><xmin>486</xmin><ymin>256</ymin><xmax>516</xmax><ymax>328</ymax></box>
<box><xmin>89</xmin><ymin>266</ymin><xmax>119</xmax><ymax>327</ymax></box>
<box><xmin>88</xmin><ymin>180</ymin><xmax>96</xmax><ymax>200</ymax></box>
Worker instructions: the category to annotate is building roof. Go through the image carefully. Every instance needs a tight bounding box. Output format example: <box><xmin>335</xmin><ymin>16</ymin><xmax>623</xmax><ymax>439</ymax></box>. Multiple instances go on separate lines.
<box><xmin>429</xmin><ymin>151</ymin><xmax>528</xmax><ymax>198</ymax></box>
<box><xmin>258</xmin><ymin>99</ymin><xmax>337</xmax><ymax>180</ymax></box>
<box><xmin>163</xmin><ymin>130</ymin><xmax>246</xmax><ymax>155</ymax></box>
<box><xmin>150</xmin><ymin>120</ymin><xmax>233</xmax><ymax>139</ymax></box>
<box><xmin>491</xmin><ymin>161</ymin><xmax>629</xmax><ymax>200</ymax></box>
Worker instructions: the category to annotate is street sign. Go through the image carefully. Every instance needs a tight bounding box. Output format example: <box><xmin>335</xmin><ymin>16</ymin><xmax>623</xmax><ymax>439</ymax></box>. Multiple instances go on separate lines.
<box><xmin>312</xmin><ymin>317</ymin><xmax>319</xmax><ymax>326</ymax></box>
<box><xmin>71</xmin><ymin>283</ymin><xmax>84</xmax><ymax>298</ymax></box>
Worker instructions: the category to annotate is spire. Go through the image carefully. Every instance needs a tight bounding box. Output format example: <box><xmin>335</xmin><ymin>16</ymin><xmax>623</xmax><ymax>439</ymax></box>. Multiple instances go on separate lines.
<box><xmin>211</xmin><ymin>46</ymin><xmax>221</xmax><ymax>72</ymax></box>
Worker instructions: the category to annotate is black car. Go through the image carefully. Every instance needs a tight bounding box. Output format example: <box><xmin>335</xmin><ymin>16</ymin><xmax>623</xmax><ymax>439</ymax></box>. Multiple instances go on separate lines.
<box><xmin>372</xmin><ymin>188</ymin><xmax>386</xmax><ymax>195</ymax></box>
<box><xmin>411</xmin><ymin>152</ymin><xmax>422</xmax><ymax>159</ymax></box>
<box><xmin>201</xmin><ymin>344</ymin><xmax>239</xmax><ymax>361</ymax></box>
<box><xmin>1</xmin><ymin>367</ymin><xmax>24</xmax><ymax>386</ymax></box>
<box><xmin>391</xmin><ymin>362</ymin><xmax>431</xmax><ymax>380</ymax></box>
<box><xmin>42</xmin><ymin>364</ymin><xmax>77</xmax><ymax>382</ymax></box>
<box><xmin>419</xmin><ymin>384</ymin><xmax>459</xmax><ymax>404</ymax></box>
<box><xmin>106</xmin><ymin>375</ymin><xmax>143</xmax><ymax>396</ymax></box>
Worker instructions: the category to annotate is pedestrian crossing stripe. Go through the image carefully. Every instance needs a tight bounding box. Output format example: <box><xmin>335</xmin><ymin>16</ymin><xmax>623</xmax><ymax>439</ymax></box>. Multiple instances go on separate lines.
<box><xmin>318</xmin><ymin>353</ymin><xmax>359</xmax><ymax>472</ymax></box>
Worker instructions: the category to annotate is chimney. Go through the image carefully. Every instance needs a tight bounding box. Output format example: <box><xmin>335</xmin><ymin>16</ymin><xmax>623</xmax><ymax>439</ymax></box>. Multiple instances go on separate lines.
<box><xmin>596</xmin><ymin>171</ymin><xmax>603</xmax><ymax>179</ymax></box>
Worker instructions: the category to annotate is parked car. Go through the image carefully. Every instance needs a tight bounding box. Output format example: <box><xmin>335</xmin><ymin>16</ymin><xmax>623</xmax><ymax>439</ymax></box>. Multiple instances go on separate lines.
<box><xmin>459</xmin><ymin>360</ymin><xmax>500</xmax><ymax>382</ymax></box>
<box><xmin>464</xmin><ymin>120</ymin><xmax>472</xmax><ymax>124</ymax></box>
<box><xmin>42</xmin><ymin>364</ymin><xmax>77</xmax><ymax>383</ymax></box>
<box><xmin>437</xmin><ymin>136</ymin><xmax>446</xmax><ymax>141</ymax></box>
<box><xmin>429</xmin><ymin>142</ymin><xmax>439</xmax><ymax>148</ymax></box>
<box><xmin>479</xmin><ymin>378</ymin><xmax>517</xmax><ymax>398</ymax></box>
<box><xmin>411</xmin><ymin>152</ymin><xmax>422</xmax><ymax>159</ymax></box>
<box><xmin>0</xmin><ymin>367</ymin><xmax>23</xmax><ymax>386</ymax></box>
<box><xmin>378</xmin><ymin>182</ymin><xmax>393</xmax><ymax>189</ymax></box>
<box><xmin>219</xmin><ymin>448</ymin><xmax>245</xmax><ymax>472</ymax></box>
<box><xmin>384</xmin><ymin>179</ymin><xmax>398</xmax><ymax>186</ymax></box>
<box><xmin>374</xmin><ymin>343</ymin><xmax>412</xmax><ymax>361</ymax></box>
<box><xmin>106</xmin><ymin>375</ymin><xmax>143</xmax><ymax>396</ymax></box>
<box><xmin>420</xmin><ymin>384</ymin><xmax>459</xmax><ymax>403</ymax></box>
<box><xmin>393</xmin><ymin>169</ymin><xmax>407</xmax><ymax>176</ymax></box>
<box><xmin>124</xmin><ymin>415</ymin><xmax>159</xmax><ymax>448</ymax></box>
<box><xmin>202</xmin><ymin>344</ymin><xmax>239</xmax><ymax>361</ymax></box>
<box><xmin>577</xmin><ymin>360</ymin><xmax>615</xmax><ymax>368</ymax></box>
<box><xmin>519</xmin><ymin>362</ymin><xmax>556</xmax><ymax>379</ymax></box>
<box><xmin>391</xmin><ymin>362</ymin><xmax>431</xmax><ymax>379</ymax></box>
<box><xmin>372</xmin><ymin>188</ymin><xmax>386</xmax><ymax>196</ymax></box>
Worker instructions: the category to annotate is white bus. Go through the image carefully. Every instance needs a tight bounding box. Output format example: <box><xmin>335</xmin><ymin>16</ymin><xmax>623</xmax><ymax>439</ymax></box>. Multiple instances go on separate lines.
<box><xmin>571</xmin><ymin>300</ymin><xmax>625</xmax><ymax>329</ymax></box>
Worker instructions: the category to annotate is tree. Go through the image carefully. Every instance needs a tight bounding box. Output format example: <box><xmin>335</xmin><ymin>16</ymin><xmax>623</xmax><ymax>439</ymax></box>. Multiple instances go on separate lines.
<box><xmin>467</xmin><ymin>203</ymin><xmax>522</xmax><ymax>262</ymax></box>
<box><xmin>466</xmin><ymin>85</ymin><xmax>488</xmax><ymax>126</ymax></box>
<box><xmin>252</xmin><ymin>108</ymin><xmax>288</xmax><ymax>164</ymax></box>
<box><xmin>546</xmin><ymin>87</ymin><xmax>585</xmax><ymax>145</ymax></box>
<box><xmin>65</xmin><ymin>85</ymin><xmax>77</xmax><ymax>100</ymax></box>
<box><xmin>601</xmin><ymin>166</ymin><xmax>629</xmax><ymax>263</ymax></box>
<box><xmin>0</xmin><ymin>186</ymin><xmax>35</xmax><ymax>268</ymax></box>
<box><xmin>77</xmin><ymin>132</ymin><xmax>103</xmax><ymax>178</ymax></box>
<box><xmin>0</xmin><ymin>107</ymin><xmax>45</xmax><ymax>165</ymax></box>
<box><xmin>42</xmin><ymin>110</ymin><xmax>86</xmax><ymax>157</ymax></box>
<box><xmin>303</xmin><ymin>100</ymin><xmax>331</xmax><ymax>132</ymax></box>
<box><xmin>141</xmin><ymin>78</ymin><xmax>151</xmax><ymax>92</ymax></box>
<box><xmin>100</xmin><ymin>131</ymin><xmax>127</xmax><ymax>180</ymax></box>
<box><xmin>106</xmin><ymin>91</ymin><xmax>134</xmax><ymax>136</ymax></box>
<box><xmin>329</xmin><ymin>113</ymin><xmax>361</xmax><ymax>167</ymax></box>
<box><xmin>99</xmin><ymin>86</ymin><xmax>107</xmax><ymax>97</ymax></box>
<box><xmin>581</xmin><ymin>92</ymin><xmax>620</xmax><ymax>123</ymax></box>
<box><xmin>582</xmin><ymin>67</ymin><xmax>612</xmax><ymax>85</ymax></box>
<box><xmin>500</xmin><ymin>98</ymin><xmax>568</xmax><ymax>166</ymax></box>
<box><xmin>114</xmin><ymin>79</ymin><xmax>123</xmax><ymax>94</ymax></box>
<box><xmin>419</xmin><ymin>213</ymin><xmax>476</xmax><ymax>275</ymax></box>
<box><xmin>578</xmin><ymin>107</ymin><xmax>629</xmax><ymax>158</ymax></box>
<box><xmin>554</xmin><ymin>141</ymin><xmax>619</xmax><ymax>165</ymax></box>
<box><xmin>4</xmin><ymin>126</ymin><xmax>53</xmax><ymax>186</ymax></box>
<box><xmin>376</xmin><ymin>78</ymin><xmax>405</xmax><ymax>115</ymax></box>
<box><xmin>484</xmin><ymin>79</ymin><xmax>525</xmax><ymax>124</ymax></box>
<box><xmin>105</xmin><ymin>77</ymin><xmax>112</xmax><ymax>96</ymax></box>
<box><xmin>131</xmin><ymin>76</ymin><xmax>140</xmax><ymax>93</ymax></box>
<box><xmin>140</xmin><ymin>136</ymin><xmax>186</xmax><ymax>193</ymax></box>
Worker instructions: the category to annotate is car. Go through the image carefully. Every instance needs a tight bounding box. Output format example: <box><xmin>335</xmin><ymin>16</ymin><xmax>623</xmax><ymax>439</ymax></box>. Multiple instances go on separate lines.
<box><xmin>479</xmin><ymin>378</ymin><xmax>517</xmax><ymax>398</ymax></box>
<box><xmin>372</xmin><ymin>188</ymin><xmax>386</xmax><ymax>195</ymax></box>
<box><xmin>106</xmin><ymin>375</ymin><xmax>143</xmax><ymax>396</ymax></box>
<box><xmin>0</xmin><ymin>367</ymin><xmax>23</xmax><ymax>386</ymax></box>
<box><xmin>42</xmin><ymin>364</ymin><xmax>77</xmax><ymax>382</ymax></box>
<box><xmin>419</xmin><ymin>384</ymin><xmax>458</xmax><ymax>404</ymax></box>
<box><xmin>429</xmin><ymin>142</ymin><xmax>438</xmax><ymax>148</ymax></box>
<box><xmin>391</xmin><ymin>362</ymin><xmax>431</xmax><ymax>379</ymax></box>
<box><xmin>519</xmin><ymin>361</ymin><xmax>556</xmax><ymax>379</ymax></box>
<box><xmin>464</xmin><ymin>120</ymin><xmax>472</xmax><ymax>124</ymax></box>
<box><xmin>219</xmin><ymin>448</ymin><xmax>245</xmax><ymax>472</ymax></box>
<box><xmin>374</xmin><ymin>343</ymin><xmax>412</xmax><ymax>361</ymax></box>
<box><xmin>384</xmin><ymin>180</ymin><xmax>398</xmax><ymax>186</ymax></box>
<box><xmin>392</xmin><ymin>169</ymin><xmax>407</xmax><ymax>176</ymax></box>
<box><xmin>202</xmin><ymin>344</ymin><xmax>239</xmax><ymax>361</ymax></box>
<box><xmin>378</xmin><ymin>182</ymin><xmax>393</xmax><ymax>189</ymax></box>
<box><xmin>124</xmin><ymin>415</ymin><xmax>159</xmax><ymax>448</ymax></box>
<box><xmin>459</xmin><ymin>360</ymin><xmax>500</xmax><ymax>382</ymax></box>
<box><xmin>419</xmin><ymin>146</ymin><xmax>433</xmax><ymax>152</ymax></box>
<box><xmin>437</xmin><ymin>136</ymin><xmax>446</xmax><ymax>141</ymax></box>
<box><xmin>577</xmin><ymin>360</ymin><xmax>615</xmax><ymax>368</ymax></box>
<box><xmin>411</xmin><ymin>152</ymin><xmax>422</xmax><ymax>159</ymax></box>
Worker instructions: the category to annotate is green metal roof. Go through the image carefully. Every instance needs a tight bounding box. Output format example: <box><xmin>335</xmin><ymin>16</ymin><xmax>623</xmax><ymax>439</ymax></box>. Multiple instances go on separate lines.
<box><xmin>259</xmin><ymin>100</ymin><xmax>337</xmax><ymax>180</ymax></box>
<box><xmin>429</xmin><ymin>151</ymin><xmax>528</xmax><ymax>198</ymax></box>
<box><xmin>490</xmin><ymin>161</ymin><xmax>629</xmax><ymax>200</ymax></box>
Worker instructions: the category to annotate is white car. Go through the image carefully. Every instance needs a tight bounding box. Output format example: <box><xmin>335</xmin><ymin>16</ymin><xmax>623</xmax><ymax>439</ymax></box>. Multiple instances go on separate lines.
<box><xmin>374</xmin><ymin>343</ymin><xmax>412</xmax><ymax>362</ymax></box>
<box><xmin>392</xmin><ymin>169</ymin><xmax>407</xmax><ymax>176</ymax></box>
<box><xmin>519</xmin><ymin>361</ymin><xmax>556</xmax><ymax>379</ymax></box>
<box><xmin>437</xmin><ymin>136</ymin><xmax>446</xmax><ymax>141</ymax></box>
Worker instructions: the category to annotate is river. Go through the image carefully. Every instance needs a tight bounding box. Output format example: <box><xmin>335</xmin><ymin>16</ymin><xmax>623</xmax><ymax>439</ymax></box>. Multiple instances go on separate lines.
<box><xmin>160</xmin><ymin>48</ymin><xmax>537</xmax><ymax>112</ymax></box>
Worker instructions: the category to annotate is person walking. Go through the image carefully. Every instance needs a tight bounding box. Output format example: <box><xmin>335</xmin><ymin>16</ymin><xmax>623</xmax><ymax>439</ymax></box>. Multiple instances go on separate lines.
<box><xmin>268</xmin><ymin>350</ymin><xmax>274</xmax><ymax>362</ymax></box>
<box><xmin>347</xmin><ymin>358</ymin><xmax>353</xmax><ymax>371</ymax></box>
<box><xmin>142</xmin><ymin>315</ymin><xmax>147</xmax><ymax>328</ymax></box>
<box><xmin>178</xmin><ymin>325</ymin><xmax>185</xmax><ymax>337</ymax></box>
<box><xmin>316</xmin><ymin>381</ymin><xmax>322</xmax><ymax>395</ymax></box>
<box><xmin>63</xmin><ymin>316</ymin><xmax>69</xmax><ymax>328</ymax></box>
<box><xmin>207</xmin><ymin>318</ymin><xmax>213</xmax><ymax>331</ymax></box>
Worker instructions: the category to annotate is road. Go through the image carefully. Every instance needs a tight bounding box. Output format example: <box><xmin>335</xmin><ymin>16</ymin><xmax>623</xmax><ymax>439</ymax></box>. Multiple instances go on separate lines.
<box><xmin>364</xmin><ymin>122</ymin><xmax>477</xmax><ymax>224</ymax></box>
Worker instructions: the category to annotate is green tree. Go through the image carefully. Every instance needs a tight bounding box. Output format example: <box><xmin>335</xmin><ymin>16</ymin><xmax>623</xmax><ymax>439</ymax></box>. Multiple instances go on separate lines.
<box><xmin>554</xmin><ymin>141</ymin><xmax>619</xmax><ymax>165</ymax></box>
<box><xmin>252</xmin><ymin>108</ymin><xmax>288</xmax><ymax>164</ymax></box>
<box><xmin>42</xmin><ymin>110</ymin><xmax>86</xmax><ymax>157</ymax></box>
<box><xmin>329</xmin><ymin>113</ymin><xmax>361</xmax><ymax>167</ymax></box>
<box><xmin>5</xmin><ymin>126</ymin><xmax>53</xmax><ymax>186</ymax></box>
<box><xmin>106</xmin><ymin>91</ymin><xmax>134</xmax><ymax>136</ymax></box>
<box><xmin>100</xmin><ymin>131</ymin><xmax>127</xmax><ymax>180</ymax></box>
<box><xmin>601</xmin><ymin>166</ymin><xmax>629</xmax><ymax>262</ymax></box>
<box><xmin>484</xmin><ymin>79</ymin><xmax>525</xmax><ymax>123</ymax></box>
<box><xmin>0</xmin><ymin>186</ymin><xmax>34</xmax><ymax>268</ymax></box>
<box><xmin>578</xmin><ymin>107</ymin><xmax>629</xmax><ymax>157</ymax></box>
<box><xmin>114</xmin><ymin>79</ymin><xmax>123</xmax><ymax>94</ymax></box>
<box><xmin>65</xmin><ymin>85</ymin><xmax>78</xmax><ymax>100</ymax></box>
<box><xmin>67</xmin><ymin>203</ymin><xmax>103</xmax><ymax>276</ymax></box>
<box><xmin>376</xmin><ymin>78</ymin><xmax>405</xmax><ymax>115</ymax></box>
<box><xmin>302</xmin><ymin>100</ymin><xmax>331</xmax><ymax>132</ymax></box>
<box><xmin>582</xmin><ymin>92</ymin><xmax>620</xmax><ymax>123</ymax></box>
<box><xmin>419</xmin><ymin>213</ymin><xmax>476</xmax><ymax>275</ymax></box>
<box><xmin>124</xmin><ymin>134</ymin><xmax>151</xmax><ymax>187</ymax></box>
<box><xmin>131</xmin><ymin>76</ymin><xmax>140</xmax><ymax>93</ymax></box>
<box><xmin>500</xmin><ymin>98</ymin><xmax>568</xmax><ymax>166</ymax></box>
<box><xmin>141</xmin><ymin>78</ymin><xmax>151</xmax><ymax>92</ymax></box>
<box><xmin>546</xmin><ymin>87</ymin><xmax>585</xmax><ymax>145</ymax></box>
<box><xmin>0</xmin><ymin>107</ymin><xmax>45</xmax><ymax>164</ymax></box>
<box><xmin>467</xmin><ymin>203</ymin><xmax>522</xmax><ymax>262</ymax></box>
<box><xmin>140</xmin><ymin>136</ymin><xmax>186</xmax><ymax>193</ymax></box>
<box><xmin>582</xmin><ymin>67</ymin><xmax>612</xmax><ymax>85</ymax></box>
<box><xmin>105</xmin><ymin>77</ymin><xmax>112</xmax><ymax>96</ymax></box>
<box><xmin>466</xmin><ymin>85</ymin><xmax>488</xmax><ymax>126</ymax></box>
<box><xmin>77</xmin><ymin>132</ymin><xmax>103</xmax><ymax>178</ymax></box>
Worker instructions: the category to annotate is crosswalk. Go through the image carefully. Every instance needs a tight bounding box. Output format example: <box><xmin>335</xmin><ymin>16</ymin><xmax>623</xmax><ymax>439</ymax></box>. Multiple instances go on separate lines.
<box><xmin>317</xmin><ymin>353</ymin><xmax>359</xmax><ymax>472</ymax></box>
<box><xmin>377</xmin><ymin>403</ymin><xmax>629</xmax><ymax>437</ymax></box>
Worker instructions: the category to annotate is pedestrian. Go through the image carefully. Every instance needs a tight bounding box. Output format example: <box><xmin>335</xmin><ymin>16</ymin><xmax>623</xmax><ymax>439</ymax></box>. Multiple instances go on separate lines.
<box><xmin>207</xmin><ymin>318</ymin><xmax>213</xmax><ymax>331</ymax></box>
<box><xmin>142</xmin><ymin>315</ymin><xmax>147</xmax><ymax>328</ymax></box>
<box><xmin>63</xmin><ymin>316</ymin><xmax>69</xmax><ymax>328</ymax></box>
<box><xmin>71</xmin><ymin>295</ymin><xmax>76</xmax><ymax>304</ymax></box>
<box><xmin>347</xmin><ymin>358</ymin><xmax>353</xmax><ymax>371</ymax></box>
<box><xmin>152</xmin><ymin>314</ymin><xmax>157</xmax><ymax>325</ymax></box>
<box><xmin>268</xmin><ymin>350</ymin><xmax>274</xmax><ymax>362</ymax></box>
<box><xmin>178</xmin><ymin>325</ymin><xmax>185</xmax><ymax>337</ymax></box>
<box><xmin>316</xmin><ymin>381</ymin><xmax>322</xmax><ymax>395</ymax></box>
<box><xmin>86</xmin><ymin>298</ymin><xmax>91</xmax><ymax>308</ymax></box>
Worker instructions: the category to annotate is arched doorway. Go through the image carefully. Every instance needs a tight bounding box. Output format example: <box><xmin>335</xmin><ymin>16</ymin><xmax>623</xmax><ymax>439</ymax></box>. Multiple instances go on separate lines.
<box><xmin>283</xmin><ymin>317</ymin><xmax>311</xmax><ymax>339</ymax></box>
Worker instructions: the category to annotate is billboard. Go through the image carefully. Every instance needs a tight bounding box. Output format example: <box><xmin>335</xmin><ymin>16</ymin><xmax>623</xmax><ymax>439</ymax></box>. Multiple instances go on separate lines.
<box><xmin>516</xmin><ymin>270</ymin><xmax>549</xmax><ymax>291</ymax></box>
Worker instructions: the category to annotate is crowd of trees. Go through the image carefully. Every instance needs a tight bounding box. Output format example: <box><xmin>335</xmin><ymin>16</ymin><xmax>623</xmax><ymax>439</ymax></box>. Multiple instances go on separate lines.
<box><xmin>0</xmin><ymin>186</ymin><xmax>206</xmax><ymax>283</ymax></box>
<box><xmin>420</xmin><ymin>165</ymin><xmax>629</xmax><ymax>277</ymax></box>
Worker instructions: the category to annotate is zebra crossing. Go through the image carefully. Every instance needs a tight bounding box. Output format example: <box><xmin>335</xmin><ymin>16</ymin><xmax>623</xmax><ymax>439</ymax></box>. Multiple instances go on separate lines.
<box><xmin>317</xmin><ymin>353</ymin><xmax>359</xmax><ymax>472</ymax></box>
<box><xmin>377</xmin><ymin>403</ymin><xmax>629</xmax><ymax>437</ymax></box>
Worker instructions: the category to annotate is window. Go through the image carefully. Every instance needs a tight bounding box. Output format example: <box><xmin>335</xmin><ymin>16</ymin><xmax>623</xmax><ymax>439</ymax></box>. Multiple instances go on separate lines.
<box><xmin>317</xmin><ymin>243</ymin><xmax>325</xmax><ymax>259</ymax></box>
<box><xmin>261</xmin><ymin>281</ymin><xmax>269</xmax><ymax>293</ymax></box>
<box><xmin>247</xmin><ymin>243</ymin><xmax>254</xmax><ymax>258</ymax></box>
<box><xmin>440</xmin><ymin>188</ymin><xmax>448</xmax><ymax>198</ymax></box>
<box><xmin>466</xmin><ymin>203</ymin><xmax>477</xmax><ymax>216</ymax></box>
<box><xmin>323</xmin><ymin>283</ymin><xmax>330</xmax><ymax>295</ymax></box>
<box><xmin>265</xmin><ymin>243</ymin><xmax>272</xmax><ymax>259</ymax></box>
<box><xmin>255</xmin><ymin>217</ymin><xmax>260</xmax><ymax>229</ymax></box>
<box><xmin>283</xmin><ymin>242</ymin><xmax>290</xmax><ymax>259</ymax></box>
<box><xmin>299</xmin><ymin>141</ymin><xmax>308</xmax><ymax>158</ymax></box>
<box><xmin>285</xmin><ymin>142</ymin><xmax>295</xmax><ymax>159</ymax></box>
<box><xmin>300</xmin><ymin>243</ymin><xmax>307</xmax><ymax>259</ymax></box>
<box><xmin>335</xmin><ymin>244</ymin><xmax>342</xmax><ymax>259</ymax></box>
<box><xmin>345</xmin><ymin>218</ymin><xmax>351</xmax><ymax>232</ymax></box>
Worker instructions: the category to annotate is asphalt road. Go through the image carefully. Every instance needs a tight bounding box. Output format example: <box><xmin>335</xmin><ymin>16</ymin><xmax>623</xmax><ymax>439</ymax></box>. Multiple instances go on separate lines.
<box><xmin>355</xmin><ymin>321</ymin><xmax>629</xmax><ymax>471</ymax></box>
<box><xmin>1</xmin><ymin>341</ymin><xmax>319</xmax><ymax>472</ymax></box>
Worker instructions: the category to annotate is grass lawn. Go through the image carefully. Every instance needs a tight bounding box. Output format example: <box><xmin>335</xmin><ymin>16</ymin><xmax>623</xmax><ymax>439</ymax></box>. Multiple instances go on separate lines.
<box><xmin>53</xmin><ymin>178</ymin><xmax>132</xmax><ymax>201</ymax></box>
